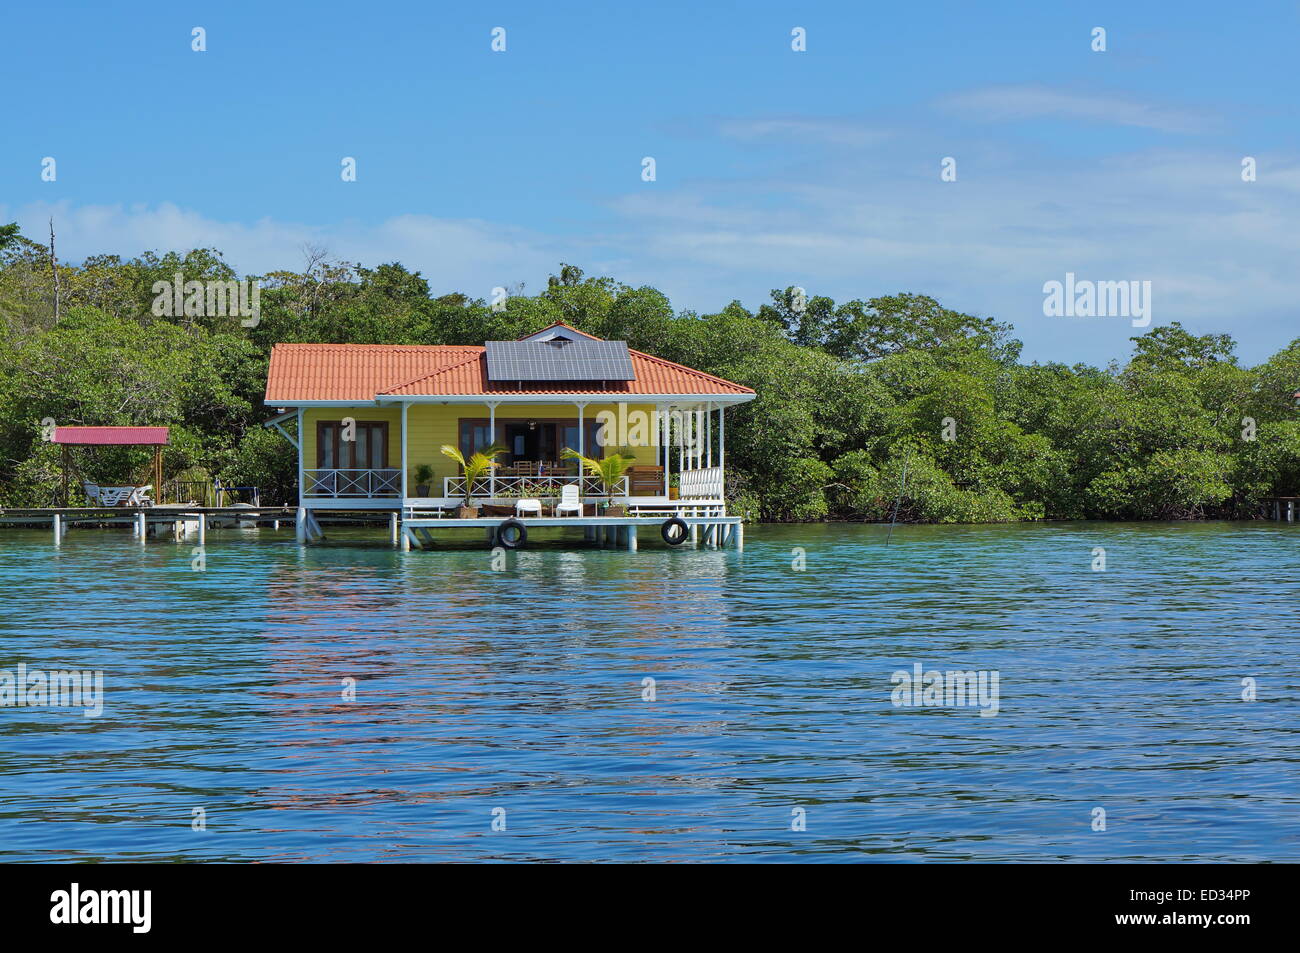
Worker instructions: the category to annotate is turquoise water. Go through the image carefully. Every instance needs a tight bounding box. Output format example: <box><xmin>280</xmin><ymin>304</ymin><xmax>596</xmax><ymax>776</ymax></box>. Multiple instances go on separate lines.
<box><xmin>0</xmin><ymin>521</ymin><xmax>1296</xmax><ymax>862</ymax></box>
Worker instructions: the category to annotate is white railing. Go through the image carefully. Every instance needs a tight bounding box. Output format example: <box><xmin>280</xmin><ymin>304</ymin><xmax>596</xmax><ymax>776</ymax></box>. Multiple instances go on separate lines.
<box><xmin>442</xmin><ymin>474</ymin><xmax>629</xmax><ymax>499</ymax></box>
<box><xmin>304</xmin><ymin>468</ymin><xmax>401</xmax><ymax>498</ymax></box>
<box><xmin>678</xmin><ymin>465</ymin><xmax>724</xmax><ymax>500</ymax></box>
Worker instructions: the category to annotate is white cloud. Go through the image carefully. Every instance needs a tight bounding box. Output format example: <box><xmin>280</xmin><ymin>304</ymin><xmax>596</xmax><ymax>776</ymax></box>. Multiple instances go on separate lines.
<box><xmin>938</xmin><ymin>84</ymin><xmax>1210</xmax><ymax>133</ymax></box>
<box><xmin>599</xmin><ymin>144</ymin><xmax>1300</xmax><ymax>364</ymax></box>
<box><xmin>716</xmin><ymin>118</ymin><xmax>891</xmax><ymax>148</ymax></box>
<box><xmin>3</xmin><ymin>201</ymin><xmax>568</xmax><ymax>300</ymax></box>
<box><xmin>6</xmin><ymin>131</ymin><xmax>1298</xmax><ymax>365</ymax></box>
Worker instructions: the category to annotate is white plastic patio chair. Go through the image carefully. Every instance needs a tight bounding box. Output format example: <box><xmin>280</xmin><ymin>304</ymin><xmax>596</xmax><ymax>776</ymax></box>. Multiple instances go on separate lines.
<box><xmin>554</xmin><ymin>483</ymin><xmax>583</xmax><ymax>517</ymax></box>
<box><xmin>128</xmin><ymin>484</ymin><xmax>153</xmax><ymax>506</ymax></box>
<box><xmin>82</xmin><ymin>482</ymin><xmax>101</xmax><ymax>504</ymax></box>
<box><xmin>515</xmin><ymin>498</ymin><xmax>543</xmax><ymax>517</ymax></box>
<box><xmin>98</xmin><ymin>486</ymin><xmax>133</xmax><ymax>506</ymax></box>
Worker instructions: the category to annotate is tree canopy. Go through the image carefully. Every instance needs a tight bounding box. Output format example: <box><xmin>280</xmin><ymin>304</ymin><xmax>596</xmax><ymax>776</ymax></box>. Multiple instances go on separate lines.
<box><xmin>1</xmin><ymin>231</ymin><xmax>1297</xmax><ymax>521</ymax></box>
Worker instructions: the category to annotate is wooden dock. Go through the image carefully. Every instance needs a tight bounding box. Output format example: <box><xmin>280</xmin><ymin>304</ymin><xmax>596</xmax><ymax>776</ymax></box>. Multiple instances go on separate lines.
<box><xmin>0</xmin><ymin>505</ymin><xmax>300</xmax><ymax>544</ymax></box>
<box><xmin>1261</xmin><ymin>497</ymin><xmax>1300</xmax><ymax>521</ymax></box>
<box><xmin>399</xmin><ymin>513</ymin><xmax>742</xmax><ymax>551</ymax></box>
<box><xmin>0</xmin><ymin>505</ymin><xmax>742</xmax><ymax>552</ymax></box>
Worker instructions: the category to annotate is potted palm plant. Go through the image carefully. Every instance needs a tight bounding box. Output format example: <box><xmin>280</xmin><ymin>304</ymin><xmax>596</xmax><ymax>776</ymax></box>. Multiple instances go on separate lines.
<box><xmin>561</xmin><ymin>448</ymin><xmax>635</xmax><ymax>516</ymax></box>
<box><xmin>413</xmin><ymin>464</ymin><xmax>434</xmax><ymax>497</ymax></box>
<box><xmin>440</xmin><ymin>443</ymin><xmax>506</xmax><ymax>518</ymax></box>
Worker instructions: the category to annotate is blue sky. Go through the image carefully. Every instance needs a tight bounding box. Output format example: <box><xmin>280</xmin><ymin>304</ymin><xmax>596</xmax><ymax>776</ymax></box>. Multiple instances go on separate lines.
<box><xmin>4</xmin><ymin>0</ymin><xmax>1299</xmax><ymax>364</ymax></box>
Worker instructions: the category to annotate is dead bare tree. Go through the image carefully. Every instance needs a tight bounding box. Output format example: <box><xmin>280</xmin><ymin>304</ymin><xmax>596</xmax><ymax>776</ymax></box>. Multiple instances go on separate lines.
<box><xmin>48</xmin><ymin>218</ymin><xmax>61</xmax><ymax>321</ymax></box>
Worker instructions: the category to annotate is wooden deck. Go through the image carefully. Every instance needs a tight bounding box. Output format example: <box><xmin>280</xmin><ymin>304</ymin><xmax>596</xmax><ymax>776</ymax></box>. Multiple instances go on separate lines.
<box><xmin>400</xmin><ymin>513</ymin><xmax>743</xmax><ymax>551</ymax></box>
<box><xmin>0</xmin><ymin>504</ymin><xmax>742</xmax><ymax>552</ymax></box>
<box><xmin>0</xmin><ymin>506</ymin><xmax>299</xmax><ymax>519</ymax></box>
<box><xmin>1261</xmin><ymin>497</ymin><xmax>1300</xmax><ymax>521</ymax></box>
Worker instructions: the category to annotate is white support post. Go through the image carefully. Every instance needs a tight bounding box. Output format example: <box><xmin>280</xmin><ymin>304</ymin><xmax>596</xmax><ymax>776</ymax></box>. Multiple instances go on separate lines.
<box><xmin>692</xmin><ymin>407</ymin><xmax>701</xmax><ymax>468</ymax></box>
<box><xmin>707</xmin><ymin>403</ymin><xmax>713</xmax><ymax>469</ymax></box>
<box><xmin>683</xmin><ymin>408</ymin><xmax>690</xmax><ymax>470</ymax></box>
<box><xmin>719</xmin><ymin>406</ymin><xmax>725</xmax><ymax>473</ymax></box>
<box><xmin>137</xmin><ymin>511</ymin><xmax>147</xmax><ymax>543</ymax></box>
<box><xmin>487</xmin><ymin>401</ymin><xmax>498</xmax><ymax>497</ymax></box>
<box><xmin>626</xmin><ymin>525</ymin><xmax>637</xmax><ymax>551</ymax></box>
<box><xmin>52</xmin><ymin>513</ymin><xmax>61</xmax><ymax>545</ymax></box>
<box><xmin>197</xmin><ymin>515</ymin><xmax>206</xmax><ymax>545</ymax></box>
<box><xmin>296</xmin><ymin>506</ymin><xmax>307</xmax><ymax>544</ymax></box>
<box><xmin>401</xmin><ymin>526</ymin><xmax>412</xmax><ymax>551</ymax></box>
<box><xmin>389</xmin><ymin>512</ymin><xmax>399</xmax><ymax>547</ymax></box>
<box><xmin>681</xmin><ymin>405</ymin><xmax>691</xmax><ymax>475</ymax></box>
<box><xmin>296</xmin><ymin>407</ymin><xmax>305</xmax><ymax>506</ymax></box>
<box><xmin>576</xmin><ymin>402</ymin><xmax>586</xmax><ymax>458</ymax></box>
<box><xmin>734</xmin><ymin>522</ymin><xmax>744</xmax><ymax>550</ymax></box>
<box><xmin>400</xmin><ymin>401</ymin><xmax>410</xmax><ymax>500</ymax></box>
<box><xmin>662</xmin><ymin>405</ymin><xmax>670</xmax><ymax>499</ymax></box>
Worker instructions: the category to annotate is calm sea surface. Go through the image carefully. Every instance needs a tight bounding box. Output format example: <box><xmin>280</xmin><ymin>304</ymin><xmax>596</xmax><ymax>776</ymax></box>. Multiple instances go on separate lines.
<box><xmin>0</xmin><ymin>521</ymin><xmax>1296</xmax><ymax>862</ymax></box>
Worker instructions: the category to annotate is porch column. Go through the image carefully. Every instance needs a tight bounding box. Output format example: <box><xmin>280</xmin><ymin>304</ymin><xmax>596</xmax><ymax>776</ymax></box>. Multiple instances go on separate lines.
<box><xmin>296</xmin><ymin>407</ymin><xmax>305</xmax><ymax>505</ymax></box>
<box><xmin>719</xmin><ymin>406</ymin><xmax>725</xmax><ymax>472</ymax></box>
<box><xmin>400</xmin><ymin>401</ymin><xmax>409</xmax><ymax>499</ymax></box>
<box><xmin>487</xmin><ymin>401</ymin><xmax>498</xmax><ymax>497</ymax></box>
<box><xmin>575</xmin><ymin>401</ymin><xmax>587</xmax><ymax>497</ymax></box>
<box><xmin>694</xmin><ymin>406</ymin><xmax>704</xmax><ymax>468</ymax></box>
<box><xmin>706</xmin><ymin>403</ymin><xmax>713</xmax><ymax>469</ymax></box>
<box><xmin>661</xmin><ymin>404</ymin><xmax>670</xmax><ymax>498</ymax></box>
<box><xmin>681</xmin><ymin>403</ymin><xmax>691</xmax><ymax>475</ymax></box>
<box><xmin>687</xmin><ymin>406</ymin><xmax>695</xmax><ymax>469</ymax></box>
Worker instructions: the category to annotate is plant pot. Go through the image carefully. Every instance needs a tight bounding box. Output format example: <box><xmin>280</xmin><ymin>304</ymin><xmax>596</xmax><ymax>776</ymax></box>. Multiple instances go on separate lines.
<box><xmin>415</xmin><ymin>484</ymin><xmax>430</xmax><ymax>497</ymax></box>
<box><xmin>669</xmin><ymin>487</ymin><xmax>679</xmax><ymax>500</ymax></box>
<box><xmin>605</xmin><ymin>504</ymin><xmax>627</xmax><ymax>517</ymax></box>
<box><xmin>457</xmin><ymin>505</ymin><xmax>479</xmax><ymax>519</ymax></box>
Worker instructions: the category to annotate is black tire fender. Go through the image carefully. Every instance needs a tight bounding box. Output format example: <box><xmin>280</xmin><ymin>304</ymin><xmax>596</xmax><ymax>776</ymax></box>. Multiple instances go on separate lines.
<box><xmin>497</xmin><ymin>518</ymin><xmax>528</xmax><ymax>549</ymax></box>
<box><xmin>661</xmin><ymin>517</ymin><xmax>689</xmax><ymax>546</ymax></box>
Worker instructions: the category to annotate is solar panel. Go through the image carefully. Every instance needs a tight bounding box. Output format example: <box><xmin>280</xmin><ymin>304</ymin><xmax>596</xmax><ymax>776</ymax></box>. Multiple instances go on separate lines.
<box><xmin>485</xmin><ymin>340</ymin><xmax>635</xmax><ymax>382</ymax></box>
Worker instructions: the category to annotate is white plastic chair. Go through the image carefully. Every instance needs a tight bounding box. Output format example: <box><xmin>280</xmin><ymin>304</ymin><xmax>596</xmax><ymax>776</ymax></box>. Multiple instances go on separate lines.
<box><xmin>82</xmin><ymin>482</ymin><xmax>101</xmax><ymax>504</ymax></box>
<box><xmin>98</xmin><ymin>486</ymin><xmax>132</xmax><ymax>506</ymax></box>
<box><xmin>128</xmin><ymin>484</ymin><xmax>154</xmax><ymax>506</ymax></box>
<box><xmin>515</xmin><ymin>498</ymin><xmax>542</xmax><ymax>517</ymax></box>
<box><xmin>554</xmin><ymin>483</ymin><xmax>583</xmax><ymax>517</ymax></box>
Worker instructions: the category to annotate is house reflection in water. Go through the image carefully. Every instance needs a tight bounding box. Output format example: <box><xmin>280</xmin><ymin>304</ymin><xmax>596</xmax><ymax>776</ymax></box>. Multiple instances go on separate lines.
<box><xmin>240</xmin><ymin>542</ymin><xmax>742</xmax><ymax>847</ymax></box>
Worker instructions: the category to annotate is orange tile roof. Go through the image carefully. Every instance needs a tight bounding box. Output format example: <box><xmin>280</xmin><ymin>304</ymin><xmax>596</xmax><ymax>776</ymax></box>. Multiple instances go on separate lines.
<box><xmin>265</xmin><ymin>336</ymin><xmax>753</xmax><ymax>403</ymax></box>
<box><xmin>264</xmin><ymin>343</ymin><xmax>482</xmax><ymax>403</ymax></box>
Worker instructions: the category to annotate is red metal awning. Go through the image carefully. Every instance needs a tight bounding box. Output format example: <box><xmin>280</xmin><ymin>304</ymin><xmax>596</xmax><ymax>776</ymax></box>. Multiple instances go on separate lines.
<box><xmin>52</xmin><ymin>426</ymin><xmax>170</xmax><ymax>446</ymax></box>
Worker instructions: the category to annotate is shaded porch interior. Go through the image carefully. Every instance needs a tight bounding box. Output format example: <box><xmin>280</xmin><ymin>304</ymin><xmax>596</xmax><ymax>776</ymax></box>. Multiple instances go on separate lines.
<box><xmin>299</xmin><ymin>400</ymin><xmax>731</xmax><ymax>510</ymax></box>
